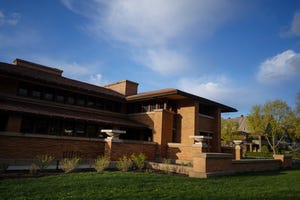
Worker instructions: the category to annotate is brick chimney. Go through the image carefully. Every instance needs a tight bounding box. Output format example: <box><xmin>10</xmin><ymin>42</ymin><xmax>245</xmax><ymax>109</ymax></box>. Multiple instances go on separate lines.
<box><xmin>104</xmin><ymin>80</ymin><xmax>138</xmax><ymax>96</ymax></box>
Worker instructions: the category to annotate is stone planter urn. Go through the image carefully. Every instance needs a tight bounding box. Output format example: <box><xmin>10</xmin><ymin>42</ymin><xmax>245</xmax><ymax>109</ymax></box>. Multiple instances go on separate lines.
<box><xmin>189</xmin><ymin>135</ymin><xmax>212</xmax><ymax>147</ymax></box>
<box><xmin>233</xmin><ymin>140</ymin><xmax>243</xmax><ymax>145</ymax></box>
<box><xmin>101</xmin><ymin>129</ymin><xmax>126</xmax><ymax>141</ymax></box>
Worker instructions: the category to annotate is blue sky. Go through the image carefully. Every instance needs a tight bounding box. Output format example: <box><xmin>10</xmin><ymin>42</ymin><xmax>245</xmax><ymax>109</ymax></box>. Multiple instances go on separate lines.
<box><xmin>1</xmin><ymin>0</ymin><xmax>300</xmax><ymax>117</ymax></box>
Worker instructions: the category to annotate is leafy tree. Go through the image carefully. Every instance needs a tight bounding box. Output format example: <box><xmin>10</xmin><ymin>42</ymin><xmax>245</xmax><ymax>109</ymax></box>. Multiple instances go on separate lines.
<box><xmin>248</xmin><ymin>100</ymin><xmax>297</xmax><ymax>154</ymax></box>
<box><xmin>221</xmin><ymin>118</ymin><xmax>239</xmax><ymax>144</ymax></box>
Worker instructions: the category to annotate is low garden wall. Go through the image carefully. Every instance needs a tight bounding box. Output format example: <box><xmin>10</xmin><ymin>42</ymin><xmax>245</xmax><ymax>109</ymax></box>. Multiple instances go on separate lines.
<box><xmin>167</xmin><ymin>143</ymin><xmax>206</xmax><ymax>161</ymax></box>
<box><xmin>189</xmin><ymin>152</ymin><xmax>292</xmax><ymax>178</ymax></box>
<box><xmin>104</xmin><ymin>139</ymin><xmax>157</xmax><ymax>161</ymax></box>
<box><xmin>0</xmin><ymin>132</ymin><xmax>157</xmax><ymax>161</ymax></box>
<box><xmin>0</xmin><ymin>133</ymin><xmax>105</xmax><ymax>159</ymax></box>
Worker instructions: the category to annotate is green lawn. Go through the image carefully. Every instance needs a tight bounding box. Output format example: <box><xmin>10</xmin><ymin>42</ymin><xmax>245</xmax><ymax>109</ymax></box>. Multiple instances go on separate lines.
<box><xmin>1</xmin><ymin>170</ymin><xmax>300</xmax><ymax>199</ymax></box>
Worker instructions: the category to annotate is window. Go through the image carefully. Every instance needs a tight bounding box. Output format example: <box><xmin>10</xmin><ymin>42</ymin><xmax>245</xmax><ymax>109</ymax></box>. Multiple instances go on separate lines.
<box><xmin>87</xmin><ymin>125</ymin><xmax>98</xmax><ymax>138</ymax></box>
<box><xmin>75</xmin><ymin>123</ymin><xmax>86</xmax><ymax>137</ymax></box>
<box><xmin>157</xmin><ymin>102</ymin><xmax>164</xmax><ymax>109</ymax></box>
<box><xmin>35</xmin><ymin>118</ymin><xmax>49</xmax><ymax>134</ymax></box>
<box><xmin>44</xmin><ymin>92</ymin><xmax>53</xmax><ymax>101</ymax></box>
<box><xmin>87</xmin><ymin>98</ymin><xmax>96</xmax><ymax>108</ymax></box>
<box><xmin>63</xmin><ymin>121</ymin><xmax>74</xmax><ymax>136</ymax></box>
<box><xmin>21</xmin><ymin>116</ymin><xmax>34</xmax><ymax>133</ymax></box>
<box><xmin>55</xmin><ymin>95</ymin><xmax>64</xmax><ymax>103</ymax></box>
<box><xmin>141</xmin><ymin>105</ymin><xmax>148</xmax><ymax>112</ymax></box>
<box><xmin>76</xmin><ymin>96</ymin><xmax>85</xmax><ymax>106</ymax></box>
<box><xmin>150</xmin><ymin>103</ymin><xmax>156</xmax><ymax>112</ymax></box>
<box><xmin>18</xmin><ymin>88</ymin><xmax>28</xmax><ymax>96</ymax></box>
<box><xmin>66</xmin><ymin>96</ymin><xmax>75</xmax><ymax>105</ymax></box>
<box><xmin>48</xmin><ymin>119</ymin><xmax>61</xmax><ymax>135</ymax></box>
<box><xmin>32</xmin><ymin>90</ymin><xmax>41</xmax><ymax>99</ymax></box>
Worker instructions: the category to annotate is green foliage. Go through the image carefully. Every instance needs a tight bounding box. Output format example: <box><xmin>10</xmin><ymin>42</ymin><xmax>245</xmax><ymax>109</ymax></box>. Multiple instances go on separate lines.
<box><xmin>221</xmin><ymin>118</ymin><xmax>239</xmax><ymax>143</ymax></box>
<box><xmin>36</xmin><ymin>154</ymin><xmax>55</xmax><ymax>171</ymax></box>
<box><xmin>261</xmin><ymin>145</ymin><xmax>270</xmax><ymax>157</ymax></box>
<box><xmin>116</xmin><ymin>156</ymin><xmax>133</xmax><ymax>172</ymax></box>
<box><xmin>248</xmin><ymin>100</ymin><xmax>299</xmax><ymax>154</ymax></box>
<box><xmin>60</xmin><ymin>157</ymin><xmax>80</xmax><ymax>173</ymax></box>
<box><xmin>29</xmin><ymin>163</ymin><xmax>38</xmax><ymax>175</ymax></box>
<box><xmin>244</xmin><ymin>151</ymin><xmax>273</xmax><ymax>159</ymax></box>
<box><xmin>94</xmin><ymin>156</ymin><xmax>110</xmax><ymax>173</ymax></box>
<box><xmin>1</xmin><ymin>171</ymin><xmax>300</xmax><ymax>199</ymax></box>
<box><xmin>131</xmin><ymin>153</ymin><xmax>146</xmax><ymax>170</ymax></box>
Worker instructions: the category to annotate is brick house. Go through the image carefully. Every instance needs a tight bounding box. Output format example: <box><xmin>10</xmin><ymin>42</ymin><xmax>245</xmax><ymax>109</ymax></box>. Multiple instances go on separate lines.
<box><xmin>0</xmin><ymin>59</ymin><xmax>236</xmax><ymax>161</ymax></box>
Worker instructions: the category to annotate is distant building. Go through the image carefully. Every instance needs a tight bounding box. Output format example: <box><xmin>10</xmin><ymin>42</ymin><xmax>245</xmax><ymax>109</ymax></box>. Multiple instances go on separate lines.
<box><xmin>0</xmin><ymin>59</ymin><xmax>236</xmax><ymax>160</ymax></box>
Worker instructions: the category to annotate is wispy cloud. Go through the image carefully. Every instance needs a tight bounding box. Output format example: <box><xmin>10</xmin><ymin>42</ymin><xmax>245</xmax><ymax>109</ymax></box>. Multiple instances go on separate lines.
<box><xmin>257</xmin><ymin>50</ymin><xmax>300</xmax><ymax>84</ymax></box>
<box><xmin>178</xmin><ymin>75</ymin><xmax>234</xmax><ymax>102</ymax></box>
<box><xmin>89</xmin><ymin>73</ymin><xmax>108</xmax><ymax>86</ymax></box>
<box><xmin>282</xmin><ymin>10</ymin><xmax>300</xmax><ymax>37</ymax></box>
<box><xmin>0</xmin><ymin>10</ymin><xmax>20</xmax><ymax>26</ymax></box>
<box><xmin>62</xmin><ymin>0</ymin><xmax>240</xmax><ymax>75</ymax></box>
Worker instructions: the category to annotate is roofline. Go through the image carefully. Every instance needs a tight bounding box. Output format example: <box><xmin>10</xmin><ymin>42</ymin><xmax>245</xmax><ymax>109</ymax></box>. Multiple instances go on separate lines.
<box><xmin>127</xmin><ymin>88</ymin><xmax>237</xmax><ymax>113</ymax></box>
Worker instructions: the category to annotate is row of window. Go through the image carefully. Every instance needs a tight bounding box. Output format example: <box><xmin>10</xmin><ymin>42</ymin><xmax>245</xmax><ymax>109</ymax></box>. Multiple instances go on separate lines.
<box><xmin>20</xmin><ymin>114</ymin><xmax>111</xmax><ymax>138</ymax></box>
<box><xmin>127</xmin><ymin>101</ymin><xmax>165</xmax><ymax>114</ymax></box>
<box><xmin>17</xmin><ymin>82</ymin><xmax>122</xmax><ymax>113</ymax></box>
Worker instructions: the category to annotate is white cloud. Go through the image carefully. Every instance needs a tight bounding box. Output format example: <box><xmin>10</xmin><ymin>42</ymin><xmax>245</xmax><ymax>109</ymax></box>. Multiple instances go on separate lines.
<box><xmin>136</xmin><ymin>48</ymin><xmax>191</xmax><ymax>74</ymax></box>
<box><xmin>88</xmin><ymin>73</ymin><xmax>108</xmax><ymax>86</ymax></box>
<box><xmin>178</xmin><ymin>76</ymin><xmax>234</xmax><ymax>102</ymax></box>
<box><xmin>32</xmin><ymin>57</ymin><xmax>90</xmax><ymax>77</ymax></box>
<box><xmin>288</xmin><ymin>11</ymin><xmax>300</xmax><ymax>36</ymax></box>
<box><xmin>0</xmin><ymin>11</ymin><xmax>20</xmax><ymax>26</ymax></box>
<box><xmin>257</xmin><ymin>50</ymin><xmax>300</xmax><ymax>84</ymax></box>
<box><xmin>62</xmin><ymin>0</ymin><xmax>240</xmax><ymax>75</ymax></box>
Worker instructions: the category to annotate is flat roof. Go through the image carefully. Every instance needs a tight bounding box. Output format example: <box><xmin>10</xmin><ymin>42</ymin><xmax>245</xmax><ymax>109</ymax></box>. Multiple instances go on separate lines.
<box><xmin>0</xmin><ymin>60</ymin><xmax>125</xmax><ymax>100</ymax></box>
<box><xmin>127</xmin><ymin>88</ymin><xmax>237</xmax><ymax>113</ymax></box>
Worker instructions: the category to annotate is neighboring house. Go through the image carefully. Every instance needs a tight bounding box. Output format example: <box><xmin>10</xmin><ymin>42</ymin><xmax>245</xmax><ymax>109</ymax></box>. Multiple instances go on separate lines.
<box><xmin>0</xmin><ymin>59</ymin><xmax>236</xmax><ymax>160</ymax></box>
<box><xmin>230</xmin><ymin>115</ymin><xmax>266</xmax><ymax>152</ymax></box>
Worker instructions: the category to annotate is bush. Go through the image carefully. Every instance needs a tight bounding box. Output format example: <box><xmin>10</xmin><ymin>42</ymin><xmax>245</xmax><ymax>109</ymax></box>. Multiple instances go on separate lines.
<box><xmin>162</xmin><ymin>158</ymin><xmax>172</xmax><ymax>174</ymax></box>
<box><xmin>116</xmin><ymin>156</ymin><xmax>133</xmax><ymax>172</ymax></box>
<box><xmin>60</xmin><ymin>157</ymin><xmax>80</xmax><ymax>173</ymax></box>
<box><xmin>131</xmin><ymin>153</ymin><xmax>146</xmax><ymax>170</ymax></box>
<box><xmin>94</xmin><ymin>156</ymin><xmax>110</xmax><ymax>173</ymax></box>
<box><xmin>29</xmin><ymin>163</ymin><xmax>38</xmax><ymax>175</ymax></box>
<box><xmin>36</xmin><ymin>154</ymin><xmax>55</xmax><ymax>171</ymax></box>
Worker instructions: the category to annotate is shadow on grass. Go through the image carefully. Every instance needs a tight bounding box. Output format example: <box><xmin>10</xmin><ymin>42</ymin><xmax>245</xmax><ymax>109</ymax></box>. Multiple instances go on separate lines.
<box><xmin>230</xmin><ymin>170</ymin><xmax>287</xmax><ymax>178</ymax></box>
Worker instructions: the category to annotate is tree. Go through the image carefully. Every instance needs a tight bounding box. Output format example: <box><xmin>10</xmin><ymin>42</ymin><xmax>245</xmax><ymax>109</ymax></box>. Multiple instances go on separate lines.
<box><xmin>221</xmin><ymin>118</ymin><xmax>239</xmax><ymax>144</ymax></box>
<box><xmin>248</xmin><ymin>100</ymin><xmax>297</xmax><ymax>154</ymax></box>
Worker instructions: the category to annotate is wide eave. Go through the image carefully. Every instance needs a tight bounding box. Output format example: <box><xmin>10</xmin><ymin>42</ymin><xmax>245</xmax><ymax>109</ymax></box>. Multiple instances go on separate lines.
<box><xmin>126</xmin><ymin>88</ymin><xmax>237</xmax><ymax>113</ymax></box>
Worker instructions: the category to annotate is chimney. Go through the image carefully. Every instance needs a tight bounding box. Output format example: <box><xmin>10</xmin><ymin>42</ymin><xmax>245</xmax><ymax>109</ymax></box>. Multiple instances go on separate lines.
<box><xmin>104</xmin><ymin>80</ymin><xmax>138</xmax><ymax>96</ymax></box>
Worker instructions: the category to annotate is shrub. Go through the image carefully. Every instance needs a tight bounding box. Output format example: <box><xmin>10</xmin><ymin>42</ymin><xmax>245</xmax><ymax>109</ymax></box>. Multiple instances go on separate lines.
<box><xmin>116</xmin><ymin>156</ymin><xmax>133</xmax><ymax>172</ymax></box>
<box><xmin>131</xmin><ymin>153</ymin><xmax>146</xmax><ymax>170</ymax></box>
<box><xmin>36</xmin><ymin>154</ymin><xmax>55</xmax><ymax>171</ymax></box>
<box><xmin>29</xmin><ymin>163</ymin><xmax>38</xmax><ymax>175</ymax></box>
<box><xmin>94</xmin><ymin>156</ymin><xmax>110</xmax><ymax>173</ymax></box>
<box><xmin>60</xmin><ymin>157</ymin><xmax>80</xmax><ymax>173</ymax></box>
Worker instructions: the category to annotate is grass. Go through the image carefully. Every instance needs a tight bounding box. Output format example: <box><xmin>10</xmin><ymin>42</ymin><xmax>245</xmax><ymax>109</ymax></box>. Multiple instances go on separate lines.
<box><xmin>1</xmin><ymin>170</ymin><xmax>300</xmax><ymax>199</ymax></box>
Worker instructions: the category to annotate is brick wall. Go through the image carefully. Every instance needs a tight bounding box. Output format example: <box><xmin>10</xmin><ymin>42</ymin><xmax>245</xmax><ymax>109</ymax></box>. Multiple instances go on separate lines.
<box><xmin>0</xmin><ymin>134</ymin><xmax>105</xmax><ymax>159</ymax></box>
<box><xmin>177</xmin><ymin>99</ymin><xmax>196</xmax><ymax>145</ymax></box>
<box><xmin>6</xmin><ymin>113</ymin><xmax>22</xmax><ymax>132</ymax></box>
<box><xmin>232</xmin><ymin>159</ymin><xmax>281</xmax><ymax>172</ymax></box>
<box><xmin>168</xmin><ymin>143</ymin><xmax>193</xmax><ymax>161</ymax></box>
<box><xmin>104</xmin><ymin>80</ymin><xmax>138</xmax><ymax>96</ymax></box>
<box><xmin>0</xmin><ymin>76</ymin><xmax>18</xmax><ymax>95</ymax></box>
<box><xmin>104</xmin><ymin>139</ymin><xmax>157</xmax><ymax>161</ymax></box>
<box><xmin>129</xmin><ymin>110</ymin><xmax>174</xmax><ymax>158</ymax></box>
